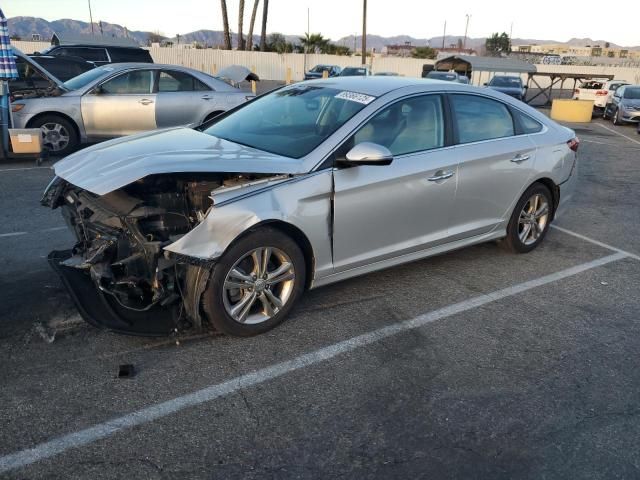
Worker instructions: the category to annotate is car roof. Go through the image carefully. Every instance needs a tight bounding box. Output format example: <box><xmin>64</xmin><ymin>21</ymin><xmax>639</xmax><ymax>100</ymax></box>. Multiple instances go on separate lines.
<box><xmin>299</xmin><ymin>76</ymin><xmax>477</xmax><ymax>96</ymax></box>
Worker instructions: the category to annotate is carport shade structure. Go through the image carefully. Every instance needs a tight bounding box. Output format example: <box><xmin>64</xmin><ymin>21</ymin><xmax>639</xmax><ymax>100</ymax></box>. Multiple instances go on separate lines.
<box><xmin>435</xmin><ymin>55</ymin><xmax>537</xmax><ymax>80</ymax></box>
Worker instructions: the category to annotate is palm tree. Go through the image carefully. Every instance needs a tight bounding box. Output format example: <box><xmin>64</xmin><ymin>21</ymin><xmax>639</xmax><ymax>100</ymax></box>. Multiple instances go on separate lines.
<box><xmin>299</xmin><ymin>33</ymin><xmax>330</xmax><ymax>54</ymax></box>
<box><xmin>246</xmin><ymin>0</ymin><xmax>259</xmax><ymax>50</ymax></box>
<box><xmin>220</xmin><ymin>0</ymin><xmax>232</xmax><ymax>50</ymax></box>
<box><xmin>259</xmin><ymin>0</ymin><xmax>269</xmax><ymax>51</ymax></box>
<box><xmin>237</xmin><ymin>0</ymin><xmax>245</xmax><ymax>50</ymax></box>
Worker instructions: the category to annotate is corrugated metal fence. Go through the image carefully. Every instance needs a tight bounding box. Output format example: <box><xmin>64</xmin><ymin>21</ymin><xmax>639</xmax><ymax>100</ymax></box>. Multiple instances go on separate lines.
<box><xmin>13</xmin><ymin>40</ymin><xmax>640</xmax><ymax>86</ymax></box>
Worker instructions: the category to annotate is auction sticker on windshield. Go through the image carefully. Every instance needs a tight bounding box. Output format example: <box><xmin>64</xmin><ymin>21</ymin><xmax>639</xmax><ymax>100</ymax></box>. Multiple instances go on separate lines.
<box><xmin>335</xmin><ymin>91</ymin><xmax>376</xmax><ymax>105</ymax></box>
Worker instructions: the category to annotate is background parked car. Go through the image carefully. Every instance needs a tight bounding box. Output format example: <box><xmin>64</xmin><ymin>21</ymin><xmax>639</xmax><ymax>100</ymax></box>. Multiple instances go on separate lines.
<box><xmin>425</xmin><ymin>71</ymin><xmax>469</xmax><ymax>84</ymax></box>
<box><xmin>29</xmin><ymin>55</ymin><xmax>95</xmax><ymax>81</ymax></box>
<box><xmin>37</xmin><ymin>35</ymin><xmax>153</xmax><ymax>66</ymax></box>
<box><xmin>12</xmin><ymin>63</ymin><xmax>254</xmax><ymax>155</ymax></box>
<box><xmin>574</xmin><ymin>80</ymin><xmax>629</xmax><ymax>113</ymax></box>
<box><xmin>603</xmin><ymin>85</ymin><xmax>640</xmax><ymax>125</ymax></box>
<box><xmin>304</xmin><ymin>64</ymin><xmax>341</xmax><ymax>80</ymax></box>
<box><xmin>339</xmin><ymin>66</ymin><xmax>372</xmax><ymax>76</ymax></box>
<box><xmin>485</xmin><ymin>75</ymin><xmax>527</xmax><ymax>101</ymax></box>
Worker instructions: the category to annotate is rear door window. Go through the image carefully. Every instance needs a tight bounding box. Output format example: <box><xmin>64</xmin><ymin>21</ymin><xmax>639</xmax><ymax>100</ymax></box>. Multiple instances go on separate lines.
<box><xmin>158</xmin><ymin>70</ymin><xmax>210</xmax><ymax>92</ymax></box>
<box><xmin>450</xmin><ymin>94</ymin><xmax>515</xmax><ymax>144</ymax></box>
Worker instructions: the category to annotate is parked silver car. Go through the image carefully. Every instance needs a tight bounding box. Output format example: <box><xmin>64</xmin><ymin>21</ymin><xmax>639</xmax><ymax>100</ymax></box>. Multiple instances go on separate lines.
<box><xmin>13</xmin><ymin>63</ymin><xmax>254</xmax><ymax>155</ymax></box>
<box><xmin>43</xmin><ymin>77</ymin><xmax>578</xmax><ymax>337</ymax></box>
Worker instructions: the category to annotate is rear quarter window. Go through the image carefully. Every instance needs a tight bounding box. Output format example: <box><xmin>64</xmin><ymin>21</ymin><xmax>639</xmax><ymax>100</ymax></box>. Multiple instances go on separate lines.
<box><xmin>512</xmin><ymin>109</ymin><xmax>543</xmax><ymax>134</ymax></box>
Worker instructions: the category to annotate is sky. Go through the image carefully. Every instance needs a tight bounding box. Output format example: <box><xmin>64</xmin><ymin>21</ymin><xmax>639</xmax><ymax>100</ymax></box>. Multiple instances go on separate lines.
<box><xmin>3</xmin><ymin>0</ymin><xmax>639</xmax><ymax>46</ymax></box>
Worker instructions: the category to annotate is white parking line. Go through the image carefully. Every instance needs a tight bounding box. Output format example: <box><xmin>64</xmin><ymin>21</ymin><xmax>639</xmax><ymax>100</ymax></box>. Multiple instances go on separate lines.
<box><xmin>0</xmin><ymin>167</ymin><xmax>51</xmax><ymax>173</ymax></box>
<box><xmin>595</xmin><ymin>123</ymin><xmax>640</xmax><ymax>146</ymax></box>
<box><xmin>0</xmin><ymin>226</ymin><xmax>67</xmax><ymax>239</ymax></box>
<box><xmin>551</xmin><ymin>225</ymin><xmax>640</xmax><ymax>261</ymax></box>
<box><xmin>0</xmin><ymin>251</ymin><xmax>628</xmax><ymax>474</ymax></box>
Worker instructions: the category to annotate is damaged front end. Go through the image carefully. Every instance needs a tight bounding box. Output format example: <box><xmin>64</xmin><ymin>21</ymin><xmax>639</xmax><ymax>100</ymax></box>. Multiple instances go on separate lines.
<box><xmin>42</xmin><ymin>173</ymin><xmax>277</xmax><ymax>335</ymax></box>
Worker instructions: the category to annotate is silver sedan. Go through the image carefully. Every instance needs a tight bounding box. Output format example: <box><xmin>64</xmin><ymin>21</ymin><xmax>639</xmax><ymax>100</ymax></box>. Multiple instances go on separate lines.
<box><xmin>43</xmin><ymin>76</ymin><xmax>578</xmax><ymax>337</ymax></box>
<box><xmin>13</xmin><ymin>63</ymin><xmax>254</xmax><ymax>155</ymax></box>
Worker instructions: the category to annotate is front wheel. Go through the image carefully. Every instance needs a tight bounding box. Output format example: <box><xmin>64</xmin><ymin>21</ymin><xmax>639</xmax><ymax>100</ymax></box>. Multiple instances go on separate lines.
<box><xmin>30</xmin><ymin>115</ymin><xmax>79</xmax><ymax>157</ymax></box>
<box><xmin>202</xmin><ymin>227</ymin><xmax>306</xmax><ymax>336</ymax></box>
<box><xmin>612</xmin><ymin>108</ymin><xmax>623</xmax><ymax>125</ymax></box>
<box><xmin>502</xmin><ymin>183</ymin><xmax>553</xmax><ymax>253</ymax></box>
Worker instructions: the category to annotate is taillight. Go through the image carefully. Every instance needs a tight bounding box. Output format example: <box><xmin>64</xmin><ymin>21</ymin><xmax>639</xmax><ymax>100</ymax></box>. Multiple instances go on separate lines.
<box><xmin>567</xmin><ymin>137</ymin><xmax>579</xmax><ymax>152</ymax></box>
<box><xmin>595</xmin><ymin>90</ymin><xmax>608</xmax><ymax>96</ymax></box>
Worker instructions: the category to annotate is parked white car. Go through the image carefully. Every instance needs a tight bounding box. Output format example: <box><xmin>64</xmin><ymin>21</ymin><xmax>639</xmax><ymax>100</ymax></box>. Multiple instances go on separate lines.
<box><xmin>573</xmin><ymin>80</ymin><xmax>629</xmax><ymax>113</ymax></box>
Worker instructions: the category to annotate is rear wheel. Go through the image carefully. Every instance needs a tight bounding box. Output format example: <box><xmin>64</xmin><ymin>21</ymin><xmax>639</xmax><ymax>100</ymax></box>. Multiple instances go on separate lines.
<box><xmin>202</xmin><ymin>227</ymin><xmax>306</xmax><ymax>336</ymax></box>
<box><xmin>502</xmin><ymin>183</ymin><xmax>553</xmax><ymax>253</ymax></box>
<box><xmin>30</xmin><ymin>115</ymin><xmax>79</xmax><ymax>157</ymax></box>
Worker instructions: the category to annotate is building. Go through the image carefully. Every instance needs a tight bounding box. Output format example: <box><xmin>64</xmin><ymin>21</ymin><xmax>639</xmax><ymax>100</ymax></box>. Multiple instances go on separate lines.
<box><xmin>383</xmin><ymin>42</ymin><xmax>416</xmax><ymax>57</ymax></box>
<box><xmin>513</xmin><ymin>43</ymin><xmax>639</xmax><ymax>60</ymax></box>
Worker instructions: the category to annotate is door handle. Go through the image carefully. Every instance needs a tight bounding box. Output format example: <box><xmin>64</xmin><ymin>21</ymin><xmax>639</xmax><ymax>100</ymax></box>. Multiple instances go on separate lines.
<box><xmin>511</xmin><ymin>154</ymin><xmax>531</xmax><ymax>163</ymax></box>
<box><xmin>201</xmin><ymin>95</ymin><xmax>213</xmax><ymax>100</ymax></box>
<box><xmin>138</xmin><ymin>99</ymin><xmax>154</xmax><ymax>105</ymax></box>
<box><xmin>428</xmin><ymin>170</ymin><xmax>454</xmax><ymax>182</ymax></box>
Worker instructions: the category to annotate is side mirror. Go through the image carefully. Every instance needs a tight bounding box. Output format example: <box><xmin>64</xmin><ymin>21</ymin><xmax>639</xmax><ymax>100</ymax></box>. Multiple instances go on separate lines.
<box><xmin>92</xmin><ymin>85</ymin><xmax>104</xmax><ymax>95</ymax></box>
<box><xmin>483</xmin><ymin>82</ymin><xmax>488</xmax><ymax>86</ymax></box>
<box><xmin>343</xmin><ymin>142</ymin><xmax>393</xmax><ymax>166</ymax></box>
<box><xmin>523</xmin><ymin>85</ymin><xmax>529</xmax><ymax>90</ymax></box>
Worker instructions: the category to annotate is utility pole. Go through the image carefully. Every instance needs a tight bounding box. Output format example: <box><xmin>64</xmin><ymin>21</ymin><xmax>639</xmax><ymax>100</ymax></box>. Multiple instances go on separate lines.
<box><xmin>88</xmin><ymin>0</ymin><xmax>94</xmax><ymax>35</ymax></box>
<box><xmin>462</xmin><ymin>14</ymin><xmax>470</xmax><ymax>52</ymax></box>
<box><xmin>361</xmin><ymin>0</ymin><xmax>367</xmax><ymax>65</ymax></box>
<box><xmin>304</xmin><ymin>7</ymin><xmax>309</xmax><ymax>73</ymax></box>
<box><xmin>509</xmin><ymin>22</ymin><xmax>513</xmax><ymax>52</ymax></box>
<box><xmin>442</xmin><ymin>20</ymin><xmax>446</xmax><ymax>49</ymax></box>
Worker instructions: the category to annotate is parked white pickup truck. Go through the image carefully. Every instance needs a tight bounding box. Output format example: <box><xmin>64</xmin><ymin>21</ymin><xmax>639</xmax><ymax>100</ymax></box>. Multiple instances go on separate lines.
<box><xmin>573</xmin><ymin>80</ymin><xmax>630</xmax><ymax>112</ymax></box>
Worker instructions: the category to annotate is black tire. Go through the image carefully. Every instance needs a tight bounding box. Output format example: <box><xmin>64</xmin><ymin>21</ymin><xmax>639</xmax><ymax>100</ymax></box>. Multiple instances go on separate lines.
<box><xmin>612</xmin><ymin>108</ymin><xmax>622</xmax><ymax>125</ymax></box>
<box><xmin>502</xmin><ymin>183</ymin><xmax>554</xmax><ymax>254</ymax></box>
<box><xmin>202</xmin><ymin>227</ymin><xmax>306</xmax><ymax>336</ymax></box>
<box><xmin>29</xmin><ymin>114</ymin><xmax>79</xmax><ymax>157</ymax></box>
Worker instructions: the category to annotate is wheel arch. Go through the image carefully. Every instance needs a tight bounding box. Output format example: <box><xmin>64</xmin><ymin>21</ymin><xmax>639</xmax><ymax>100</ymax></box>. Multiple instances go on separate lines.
<box><xmin>530</xmin><ymin>177</ymin><xmax>560</xmax><ymax>221</ymax></box>
<box><xmin>26</xmin><ymin>111</ymin><xmax>81</xmax><ymax>141</ymax></box>
<box><xmin>234</xmin><ymin>219</ymin><xmax>316</xmax><ymax>290</ymax></box>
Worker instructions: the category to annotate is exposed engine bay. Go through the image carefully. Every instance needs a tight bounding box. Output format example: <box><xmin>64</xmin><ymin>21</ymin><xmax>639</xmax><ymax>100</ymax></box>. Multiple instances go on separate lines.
<box><xmin>43</xmin><ymin>172</ymin><xmax>279</xmax><ymax>335</ymax></box>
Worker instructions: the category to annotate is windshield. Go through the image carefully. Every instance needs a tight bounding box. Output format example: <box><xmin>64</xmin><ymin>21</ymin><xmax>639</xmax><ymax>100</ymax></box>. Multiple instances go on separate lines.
<box><xmin>624</xmin><ymin>88</ymin><xmax>640</xmax><ymax>100</ymax></box>
<box><xmin>61</xmin><ymin>65</ymin><xmax>114</xmax><ymax>91</ymax></box>
<box><xmin>427</xmin><ymin>72</ymin><xmax>456</xmax><ymax>81</ymax></box>
<box><xmin>341</xmin><ymin>68</ymin><xmax>367</xmax><ymax>76</ymax></box>
<box><xmin>490</xmin><ymin>76</ymin><xmax>522</xmax><ymax>87</ymax></box>
<box><xmin>204</xmin><ymin>85</ymin><xmax>373</xmax><ymax>159</ymax></box>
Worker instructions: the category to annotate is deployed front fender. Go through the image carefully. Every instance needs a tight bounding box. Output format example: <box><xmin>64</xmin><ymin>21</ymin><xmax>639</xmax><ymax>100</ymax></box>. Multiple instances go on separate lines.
<box><xmin>164</xmin><ymin>170</ymin><xmax>334</xmax><ymax>284</ymax></box>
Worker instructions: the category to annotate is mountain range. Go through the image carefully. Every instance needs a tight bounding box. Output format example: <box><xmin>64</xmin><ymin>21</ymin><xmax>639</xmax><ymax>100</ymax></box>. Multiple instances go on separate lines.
<box><xmin>8</xmin><ymin>16</ymin><xmax>639</xmax><ymax>51</ymax></box>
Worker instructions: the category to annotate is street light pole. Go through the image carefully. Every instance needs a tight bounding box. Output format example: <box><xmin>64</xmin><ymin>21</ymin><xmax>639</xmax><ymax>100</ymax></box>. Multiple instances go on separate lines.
<box><xmin>361</xmin><ymin>0</ymin><xmax>367</xmax><ymax>65</ymax></box>
<box><xmin>88</xmin><ymin>0</ymin><xmax>94</xmax><ymax>35</ymax></box>
<box><xmin>442</xmin><ymin>20</ymin><xmax>446</xmax><ymax>49</ymax></box>
<box><xmin>462</xmin><ymin>14</ymin><xmax>470</xmax><ymax>52</ymax></box>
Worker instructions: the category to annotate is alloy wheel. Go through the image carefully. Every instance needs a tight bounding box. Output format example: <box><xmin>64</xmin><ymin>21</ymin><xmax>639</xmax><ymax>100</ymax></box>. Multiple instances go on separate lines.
<box><xmin>518</xmin><ymin>193</ymin><xmax>549</xmax><ymax>246</ymax></box>
<box><xmin>40</xmin><ymin>122</ymin><xmax>70</xmax><ymax>152</ymax></box>
<box><xmin>222</xmin><ymin>247</ymin><xmax>295</xmax><ymax>324</ymax></box>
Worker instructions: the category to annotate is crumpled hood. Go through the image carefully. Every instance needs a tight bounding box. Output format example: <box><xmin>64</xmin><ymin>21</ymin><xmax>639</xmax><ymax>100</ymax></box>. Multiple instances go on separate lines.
<box><xmin>54</xmin><ymin>127</ymin><xmax>305</xmax><ymax>195</ymax></box>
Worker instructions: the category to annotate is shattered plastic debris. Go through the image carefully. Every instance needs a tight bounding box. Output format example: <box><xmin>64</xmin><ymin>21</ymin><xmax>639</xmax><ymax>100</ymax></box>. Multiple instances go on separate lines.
<box><xmin>117</xmin><ymin>364</ymin><xmax>136</xmax><ymax>378</ymax></box>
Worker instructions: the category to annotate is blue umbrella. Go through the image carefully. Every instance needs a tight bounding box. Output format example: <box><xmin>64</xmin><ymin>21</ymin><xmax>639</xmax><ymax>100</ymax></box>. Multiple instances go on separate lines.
<box><xmin>0</xmin><ymin>8</ymin><xmax>18</xmax><ymax>157</ymax></box>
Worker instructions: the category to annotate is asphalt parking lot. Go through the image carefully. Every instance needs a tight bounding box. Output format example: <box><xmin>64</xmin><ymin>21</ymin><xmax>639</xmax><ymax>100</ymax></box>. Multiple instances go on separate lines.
<box><xmin>1</xmin><ymin>116</ymin><xmax>639</xmax><ymax>479</ymax></box>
